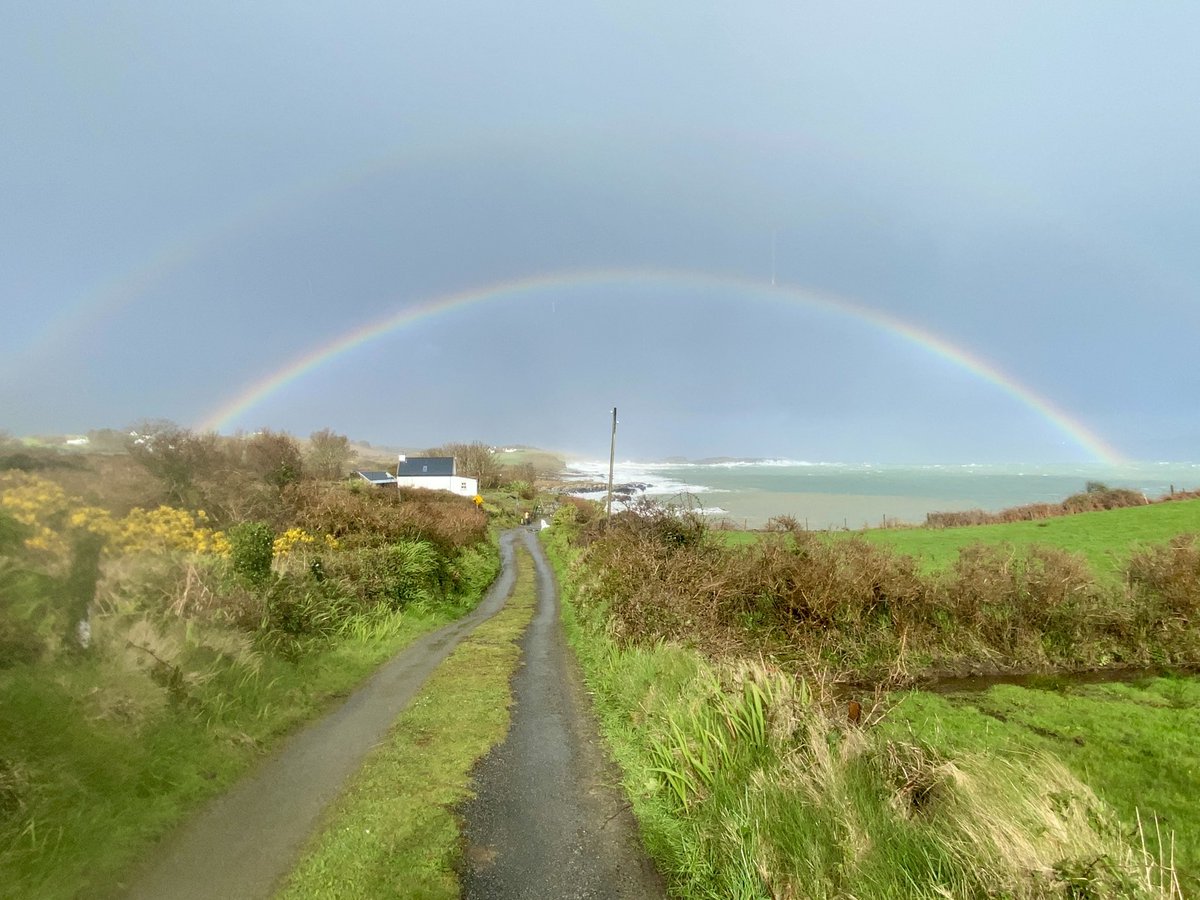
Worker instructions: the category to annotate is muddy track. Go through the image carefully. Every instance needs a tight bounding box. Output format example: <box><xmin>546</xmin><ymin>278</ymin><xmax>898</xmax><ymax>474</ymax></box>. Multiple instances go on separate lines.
<box><xmin>460</xmin><ymin>529</ymin><xmax>665</xmax><ymax>899</ymax></box>
<box><xmin>118</xmin><ymin>531</ymin><xmax>522</xmax><ymax>900</ymax></box>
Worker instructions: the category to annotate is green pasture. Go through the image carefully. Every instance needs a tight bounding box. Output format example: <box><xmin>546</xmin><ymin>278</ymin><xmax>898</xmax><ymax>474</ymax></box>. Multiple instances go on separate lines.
<box><xmin>886</xmin><ymin>675</ymin><xmax>1200</xmax><ymax>894</ymax></box>
<box><xmin>725</xmin><ymin>498</ymin><xmax>1200</xmax><ymax>577</ymax></box>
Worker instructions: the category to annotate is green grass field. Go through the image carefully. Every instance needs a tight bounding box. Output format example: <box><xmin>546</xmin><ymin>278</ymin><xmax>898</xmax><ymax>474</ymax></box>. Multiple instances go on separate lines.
<box><xmin>725</xmin><ymin>498</ymin><xmax>1200</xmax><ymax>577</ymax></box>
<box><xmin>858</xmin><ymin>499</ymin><xmax>1200</xmax><ymax>575</ymax></box>
<box><xmin>885</xmin><ymin>676</ymin><xmax>1200</xmax><ymax>894</ymax></box>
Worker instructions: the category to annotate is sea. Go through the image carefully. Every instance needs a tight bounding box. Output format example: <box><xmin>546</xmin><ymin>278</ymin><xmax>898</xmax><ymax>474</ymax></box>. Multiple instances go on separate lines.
<box><xmin>562</xmin><ymin>459</ymin><xmax>1200</xmax><ymax>529</ymax></box>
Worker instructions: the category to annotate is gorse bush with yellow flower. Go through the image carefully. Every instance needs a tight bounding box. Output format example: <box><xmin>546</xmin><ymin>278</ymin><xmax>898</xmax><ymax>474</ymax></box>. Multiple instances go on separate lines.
<box><xmin>0</xmin><ymin>473</ymin><xmax>230</xmax><ymax>558</ymax></box>
<box><xmin>273</xmin><ymin>527</ymin><xmax>339</xmax><ymax>557</ymax></box>
<box><xmin>1</xmin><ymin>472</ymin><xmax>493</xmax><ymax>644</ymax></box>
<box><xmin>0</xmin><ymin>450</ymin><xmax>504</xmax><ymax>897</ymax></box>
<box><xmin>113</xmin><ymin>506</ymin><xmax>231</xmax><ymax>556</ymax></box>
<box><xmin>0</xmin><ymin>472</ymin><xmax>72</xmax><ymax>553</ymax></box>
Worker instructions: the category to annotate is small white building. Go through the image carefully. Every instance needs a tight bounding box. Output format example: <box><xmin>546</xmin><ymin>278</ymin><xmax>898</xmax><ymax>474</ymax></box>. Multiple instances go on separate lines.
<box><xmin>394</xmin><ymin>455</ymin><xmax>478</xmax><ymax>497</ymax></box>
<box><xmin>353</xmin><ymin>470</ymin><xmax>398</xmax><ymax>488</ymax></box>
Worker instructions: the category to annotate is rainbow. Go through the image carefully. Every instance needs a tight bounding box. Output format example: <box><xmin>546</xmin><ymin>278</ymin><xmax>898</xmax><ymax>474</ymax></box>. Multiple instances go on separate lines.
<box><xmin>195</xmin><ymin>268</ymin><xmax>1127</xmax><ymax>464</ymax></box>
<box><xmin>10</xmin><ymin>140</ymin><xmax>483</xmax><ymax>365</ymax></box>
<box><xmin>16</xmin><ymin>123</ymin><xmax>1159</xmax><ymax>392</ymax></box>
<box><xmin>9</xmin><ymin>123</ymin><xmax>1098</xmax><ymax>366</ymax></box>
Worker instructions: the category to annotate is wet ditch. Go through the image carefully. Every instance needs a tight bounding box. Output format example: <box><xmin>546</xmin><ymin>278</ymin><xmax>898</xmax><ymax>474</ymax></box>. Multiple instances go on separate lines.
<box><xmin>827</xmin><ymin>664</ymin><xmax>1200</xmax><ymax>701</ymax></box>
<box><xmin>913</xmin><ymin>664</ymin><xmax>1200</xmax><ymax>695</ymax></box>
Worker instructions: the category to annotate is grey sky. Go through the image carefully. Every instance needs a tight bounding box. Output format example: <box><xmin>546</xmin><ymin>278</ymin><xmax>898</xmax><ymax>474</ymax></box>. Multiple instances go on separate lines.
<box><xmin>3</xmin><ymin>2</ymin><xmax>1198</xmax><ymax>461</ymax></box>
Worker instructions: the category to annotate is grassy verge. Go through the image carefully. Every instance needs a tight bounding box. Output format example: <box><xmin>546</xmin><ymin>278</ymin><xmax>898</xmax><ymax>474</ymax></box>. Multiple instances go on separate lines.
<box><xmin>276</xmin><ymin>546</ymin><xmax>537</xmax><ymax>899</ymax></box>
<box><xmin>543</xmin><ymin>528</ymin><xmax>1184</xmax><ymax>899</ymax></box>
<box><xmin>0</xmin><ymin>604</ymin><xmax>473</xmax><ymax>900</ymax></box>
<box><xmin>885</xmin><ymin>677</ymin><xmax>1200</xmax><ymax>894</ymax></box>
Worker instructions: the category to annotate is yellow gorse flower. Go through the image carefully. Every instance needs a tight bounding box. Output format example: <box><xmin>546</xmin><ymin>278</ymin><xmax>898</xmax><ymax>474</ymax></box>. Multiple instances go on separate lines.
<box><xmin>117</xmin><ymin>506</ymin><xmax>228</xmax><ymax>556</ymax></box>
<box><xmin>0</xmin><ymin>474</ymin><xmax>230</xmax><ymax>557</ymax></box>
<box><xmin>272</xmin><ymin>527</ymin><xmax>337</xmax><ymax>556</ymax></box>
<box><xmin>0</xmin><ymin>472</ymin><xmax>72</xmax><ymax>554</ymax></box>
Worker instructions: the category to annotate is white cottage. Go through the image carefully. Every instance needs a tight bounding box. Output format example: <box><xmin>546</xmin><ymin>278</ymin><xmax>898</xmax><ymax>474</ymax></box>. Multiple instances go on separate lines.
<box><xmin>394</xmin><ymin>455</ymin><xmax>478</xmax><ymax>497</ymax></box>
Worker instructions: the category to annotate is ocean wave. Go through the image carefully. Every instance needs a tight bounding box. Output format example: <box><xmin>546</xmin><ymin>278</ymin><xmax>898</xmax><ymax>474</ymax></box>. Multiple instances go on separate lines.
<box><xmin>565</xmin><ymin>458</ymin><xmax>828</xmax><ymax>475</ymax></box>
<box><xmin>705</xmin><ymin>458</ymin><xmax>828</xmax><ymax>468</ymax></box>
<box><xmin>564</xmin><ymin>460</ymin><xmax>724</xmax><ymax>494</ymax></box>
<box><xmin>568</xmin><ymin>481</ymin><xmax>727</xmax><ymax>499</ymax></box>
<box><xmin>573</xmin><ymin>495</ymin><xmax>729</xmax><ymax>517</ymax></box>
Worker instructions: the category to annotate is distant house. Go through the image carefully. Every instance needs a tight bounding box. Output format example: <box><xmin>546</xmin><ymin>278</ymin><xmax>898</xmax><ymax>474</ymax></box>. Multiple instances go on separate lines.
<box><xmin>394</xmin><ymin>455</ymin><xmax>478</xmax><ymax>497</ymax></box>
<box><xmin>354</xmin><ymin>470</ymin><xmax>398</xmax><ymax>488</ymax></box>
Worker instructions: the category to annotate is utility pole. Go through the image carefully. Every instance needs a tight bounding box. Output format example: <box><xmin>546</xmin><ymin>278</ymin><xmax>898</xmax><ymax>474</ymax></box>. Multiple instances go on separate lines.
<box><xmin>606</xmin><ymin>407</ymin><xmax>617</xmax><ymax>518</ymax></box>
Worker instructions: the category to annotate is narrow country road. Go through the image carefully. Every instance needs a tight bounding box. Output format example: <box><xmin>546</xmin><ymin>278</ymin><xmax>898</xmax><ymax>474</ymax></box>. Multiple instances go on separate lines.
<box><xmin>119</xmin><ymin>531</ymin><xmax>522</xmax><ymax>900</ymax></box>
<box><xmin>460</xmin><ymin>529</ymin><xmax>666</xmax><ymax>899</ymax></box>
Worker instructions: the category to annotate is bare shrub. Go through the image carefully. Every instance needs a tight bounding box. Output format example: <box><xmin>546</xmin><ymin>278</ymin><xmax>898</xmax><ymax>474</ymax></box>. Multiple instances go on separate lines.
<box><xmin>1128</xmin><ymin>535</ymin><xmax>1200</xmax><ymax>621</ymax></box>
<box><xmin>1019</xmin><ymin>545</ymin><xmax>1099</xmax><ymax>632</ymax></box>
<box><xmin>502</xmin><ymin>462</ymin><xmax>539</xmax><ymax>496</ymax></box>
<box><xmin>558</xmin><ymin>495</ymin><xmax>601</xmax><ymax>526</ymax></box>
<box><xmin>243</xmin><ymin>430</ymin><xmax>304</xmax><ymax>489</ymax></box>
<box><xmin>306</xmin><ymin>428</ymin><xmax>354</xmax><ymax>480</ymax></box>
<box><xmin>424</xmin><ymin>441</ymin><xmax>502</xmax><ymax>489</ymax></box>
<box><xmin>764</xmin><ymin>514</ymin><xmax>801</xmax><ymax>532</ymax></box>
<box><xmin>927</xmin><ymin>485</ymin><xmax>1151</xmax><ymax>529</ymax></box>
<box><xmin>742</xmin><ymin>531</ymin><xmax>929</xmax><ymax>635</ymax></box>
<box><xmin>566</xmin><ymin>499</ymin><xmax>1192</xmax><ymax>679</ymax></box>
<box><xmin>573</xmin><ymin>505</ymin><xmax>731</xmax><ymax>647</ymax></box>
<box><xmin>940</xmin><ymin>543</ymin><xmax>1106</xmax><ymax>660</ymax></box>
<box><xmin>1160</xmin><ymin>489</ymin><xmax>1200</xmax><ymax>502</ymax></box>
<box><xmin>1062</xmin><ymin>486</ymin><xmax>1146</xmax><ymax>513</ymax></box>
<box><xmin>126</xmin><ymin>423</ymin><xmax>225</xmax><ymax>507</ymax></box>
<box><xmin>574</xmin><ymin>507</ymin><xmax>935</xmax><ymax>663</ymax></box>
<box><xmin>285</xmin><ymin>481</ymin><xmax>486</xmax><ymax>554</ymax></box>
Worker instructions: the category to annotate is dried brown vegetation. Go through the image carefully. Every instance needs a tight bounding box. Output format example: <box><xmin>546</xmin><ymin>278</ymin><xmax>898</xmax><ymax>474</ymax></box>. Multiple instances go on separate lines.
<box><xmin>1127</xmin><ymin>535</ymin><xmax>1200</xmax><ymax>622</ymax></box>
<box><xmin>285</xmin><ymin>481</ymin><xmax>487</xmax><ymax>554</ymax></box>
<box><xmin>424</xmin><ymin>441</ymin><xmax>503</xmax><ymax>489</ymax></box>
<box><xmin>926</xmin><ymin>484</ymin><xmax>1151</xmax><ymax>528</ymax></box>
<box><xmin>566</xmin><ymin>504</ymin><xmax>1200</xmax><ymax>682</ymax></box>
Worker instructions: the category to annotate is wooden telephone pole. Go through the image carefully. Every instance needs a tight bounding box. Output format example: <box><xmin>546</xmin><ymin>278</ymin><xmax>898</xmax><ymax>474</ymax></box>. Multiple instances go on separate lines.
<box><xmin>606</xmin><ymin>407</ymin><xmax>617</xmax><ymax>518</ymax></box>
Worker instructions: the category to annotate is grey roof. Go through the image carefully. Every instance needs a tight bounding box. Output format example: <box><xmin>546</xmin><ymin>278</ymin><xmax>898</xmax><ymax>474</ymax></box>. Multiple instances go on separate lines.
<box><xmin>397</xmin><ymin>456</ymin><xmax>455</xmax><ymax>477</ymax></box>
<box><xmin>355</xmin><ymin>470</ymin><xmax>397</xmax><ymax>484</ymax></box>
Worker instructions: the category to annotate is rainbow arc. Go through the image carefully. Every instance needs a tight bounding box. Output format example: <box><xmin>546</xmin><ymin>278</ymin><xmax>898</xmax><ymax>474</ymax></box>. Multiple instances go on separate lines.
<box><xmin>195</xmin><ymin>268</ymin><xmax>1126</xmax><ymax>465</ymax></box>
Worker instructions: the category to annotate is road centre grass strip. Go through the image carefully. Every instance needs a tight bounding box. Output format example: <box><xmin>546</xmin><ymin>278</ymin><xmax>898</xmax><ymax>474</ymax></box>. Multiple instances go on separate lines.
<box><xmin>276</xmin><ymin>546</ymin><xmax>537</xmax><ymax>899</ymax></box>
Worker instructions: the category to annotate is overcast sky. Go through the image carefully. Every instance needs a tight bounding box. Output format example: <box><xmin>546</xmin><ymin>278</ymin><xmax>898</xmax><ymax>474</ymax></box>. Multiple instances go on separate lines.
<box><xmin>3</xmin><ymin>2</ymin><xmax>1198</xmax><ymax>462</ymax></box>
